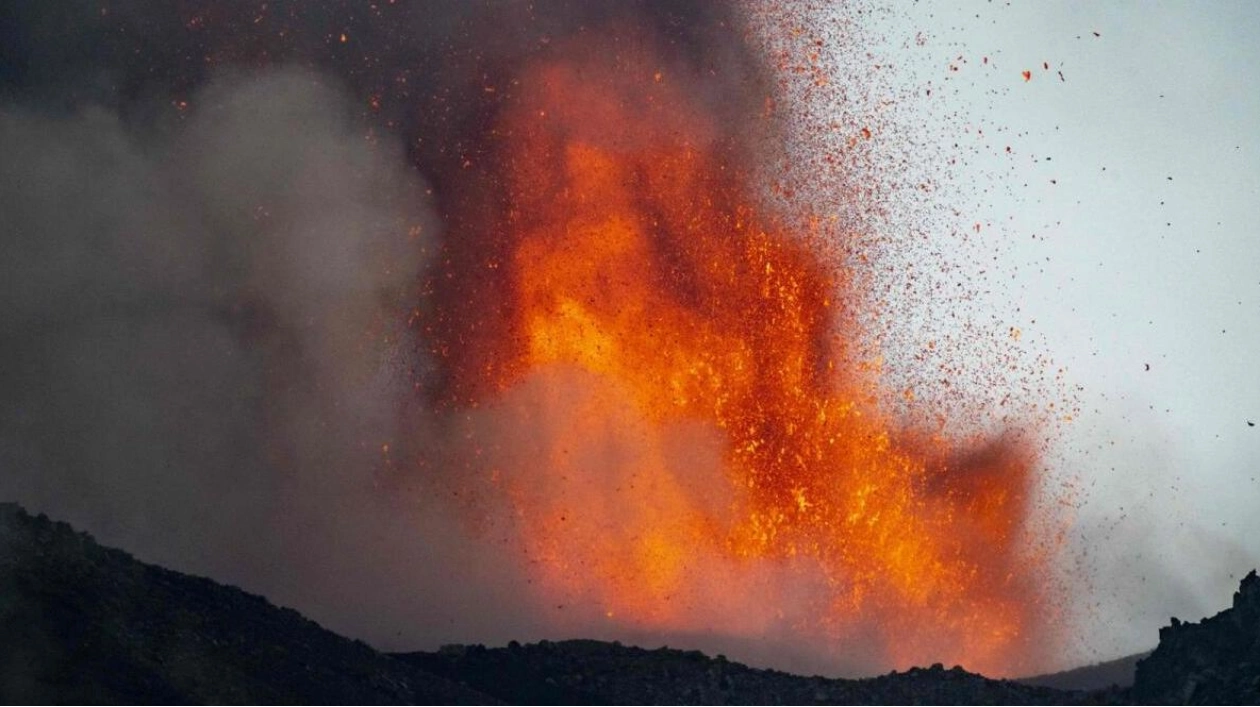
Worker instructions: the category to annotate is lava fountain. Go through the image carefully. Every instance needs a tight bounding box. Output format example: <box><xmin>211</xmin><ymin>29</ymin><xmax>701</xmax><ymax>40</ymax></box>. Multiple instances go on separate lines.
<box><xmin>422</xmin><ymin>26</ymin><xmax>1060</xmax><ymax>678</ymax></box>
<box><xmin>0</xmin><ymin>0</ymin><xmax>1067</xmax><ymax>680</ymax></box>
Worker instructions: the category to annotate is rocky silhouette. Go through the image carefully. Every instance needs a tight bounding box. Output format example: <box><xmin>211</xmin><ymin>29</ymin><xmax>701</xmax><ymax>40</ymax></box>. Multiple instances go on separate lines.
<box><xmin>1</xmin><ymin>501</ymin><xmax>1257</xmax><ymax>704</ymax></box>
<box><xmin>1133</xmin><ymin>570</ymin><xmax>1260</xmax><ymax>704</ymax></box>
<box><xmin>0</xmin><ymin>503</ymin><xmax>491</xmax><ymax>704</ymax></box>
<box><xmin>398</xmin><ymin>641</ymin><xmax>1087</xmax><ymax>705</ymax></box>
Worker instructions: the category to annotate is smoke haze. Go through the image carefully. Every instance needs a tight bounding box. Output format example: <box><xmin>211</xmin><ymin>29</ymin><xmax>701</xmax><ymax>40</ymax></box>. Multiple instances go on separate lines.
<box><xmin>0</xmin><ymin>0</ymin><xmax>831</xmax><ymax>672</ymax></box>
<box><xmin>0</xmin><ymin>62</ymin><xmax>501</xmax><ymax>635</ymax></box>
<box><xmin>0</xmin><ymin>0</ymin><xmax>1103</xmax><ymax>678</ymax></box>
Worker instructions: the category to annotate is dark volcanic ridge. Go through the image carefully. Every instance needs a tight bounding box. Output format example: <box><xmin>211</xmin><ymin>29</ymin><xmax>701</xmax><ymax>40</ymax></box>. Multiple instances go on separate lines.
<box><xmin>2</xmin><ymin>501</ymin><xmax>1258</xmax><ymax>704</ymax></box>
<box><xmin>1134</xmin><ymin>569</ymin><xmax>1260</xmax><ymax>704</ymax></box>
<box><xmin>0</xmin><ymin>503</ymin><xmax>490</xmax><ymax>704</ymax></box>
<box><xmin>396</xmin><ymin>641</ymin><xmax>1085</xmax><ymax>705</ymax></box>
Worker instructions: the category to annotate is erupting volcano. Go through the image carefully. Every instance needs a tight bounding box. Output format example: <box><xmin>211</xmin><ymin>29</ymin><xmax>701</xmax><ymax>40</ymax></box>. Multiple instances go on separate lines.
<box><xmin>0</xmin><ymin>0</ymin><xmax>1075</xmax><ymax>683</ymax></box>
<box><xmin>422</xmin><ymin>27</ymin><xmax>1059</xmax><ymax>677</ymax></box>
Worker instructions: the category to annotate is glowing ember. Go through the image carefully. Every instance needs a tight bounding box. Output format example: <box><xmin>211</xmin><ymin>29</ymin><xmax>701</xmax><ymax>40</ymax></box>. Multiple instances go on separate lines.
<box><xmin>2</xmin><ymin>0</ymin><xmax>1083</xmax><ymax>681</ymax></box>
<box><xmin>429</xmin><ymin>32</ymin><xmax>1057</xmax><ymax>676</ymax></box>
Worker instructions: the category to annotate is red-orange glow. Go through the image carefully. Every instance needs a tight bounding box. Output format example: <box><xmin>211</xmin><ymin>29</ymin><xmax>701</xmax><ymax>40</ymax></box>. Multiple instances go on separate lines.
<box><xmin>430</xmin><ymin>35</ymin><xmax>1056</xmax><ymax>676</ymax></box>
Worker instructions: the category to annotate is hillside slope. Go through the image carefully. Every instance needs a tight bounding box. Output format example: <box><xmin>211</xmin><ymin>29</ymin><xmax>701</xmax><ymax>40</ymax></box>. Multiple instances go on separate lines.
<box><xmin>1017</xmin><ymin>651</ymin><xmax>1150</xmax><ymax>691</ymax></box>
<box><xmin>396</xmin><ymin>640</ymin><xmax>1096</xmax><ymax>704</ymax></box>
<box><xmin>3</xmin><ymin>500</ymin><xmax>1257</xmax><ymax>704</ymax></box>
<box><xmin>0</xmin><ymin>503</ymin><xmax>492</xmax><ymax>704</ymax></box>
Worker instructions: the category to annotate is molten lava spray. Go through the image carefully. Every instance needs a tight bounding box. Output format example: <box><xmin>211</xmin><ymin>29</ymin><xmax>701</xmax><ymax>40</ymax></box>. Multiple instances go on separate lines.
<box><xmin>0</xmin><ymin>0</ymin><xmax>1069</xmax><ymax>680</ymax></box>
<box><xmin>425</xmin><ymin>29</ymin><xmax>1058</xmax><ymax>676</ymax></box>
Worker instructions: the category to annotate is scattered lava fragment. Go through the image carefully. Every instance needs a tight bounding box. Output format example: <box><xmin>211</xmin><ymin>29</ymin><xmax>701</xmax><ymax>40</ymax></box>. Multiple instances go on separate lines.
<box><xmin>75</xmin><ymin>0</ymin><xmax>1069</xmax><ymax>678</ymax></box>
<box><xmin>433</xmin><ymin>24</ymin><xmax>1060</xmax><ymax>677</ymax></box>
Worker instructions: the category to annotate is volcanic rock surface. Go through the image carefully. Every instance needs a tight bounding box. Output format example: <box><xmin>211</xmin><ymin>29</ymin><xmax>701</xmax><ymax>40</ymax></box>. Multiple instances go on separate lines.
<box><xmin>1133</xmin><ymin>569</ymin><xmax>1260</xmax><ymax>704</ymax></box>
<box><xmin>1</xmin><ymin>500</ymin><xmax>1257</xmax><ymax>704</ymax></box>
<box><xmin>0</xmin><ymin>503</ymin><xmax>492</xmax><ymax>704</ymax></box>
<box><xmin>397</xmin><ymin>641</ymin><xmax>1089</xmax><ymax>705</ymax></box>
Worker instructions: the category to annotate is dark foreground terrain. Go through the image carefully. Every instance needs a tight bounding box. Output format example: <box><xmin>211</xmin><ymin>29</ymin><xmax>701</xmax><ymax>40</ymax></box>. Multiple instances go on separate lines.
<box><xmin>1</xmin><ymin>502</ymin><xmax>1256</xmax><ymax>704</ymax></box>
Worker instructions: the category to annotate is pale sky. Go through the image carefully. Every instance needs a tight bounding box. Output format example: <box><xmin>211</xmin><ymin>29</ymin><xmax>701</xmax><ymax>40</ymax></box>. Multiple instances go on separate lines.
<box><xmin>864</xmin><ymin>0</ymin><xmax>1260</xmax><ymax>661</ymax></box>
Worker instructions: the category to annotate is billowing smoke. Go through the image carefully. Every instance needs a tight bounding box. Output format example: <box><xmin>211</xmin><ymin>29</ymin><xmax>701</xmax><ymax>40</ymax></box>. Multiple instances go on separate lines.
<box><xmin>0</xmin><ymin>0</ymin><xmax>790</xmax><ymax>665</ymax></box>
<box><xmin>0</xmin><ymin>64</ymin><xmax>489</xmax><ymax>634</ymax></box>
<box><xmin>0</xmin><ymin>52</ymin><xmax>627</xmax><ymax>647</ymax></box>
<box><xmin>0</xmin><ymin>0</ymin><xmax>1067</xmax><ymax>678</ymax></box>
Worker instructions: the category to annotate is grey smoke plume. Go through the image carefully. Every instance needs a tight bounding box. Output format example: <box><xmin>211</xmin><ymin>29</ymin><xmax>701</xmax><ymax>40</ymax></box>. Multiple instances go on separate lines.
<box><xmin>2</xmin><ymin>0</ymin><xmax>1037</xmax><ymax>679</ymax></box>
<box><xmin>0</xmin><ymin>67</ymin><xmax>537</xmax><ymax>646</ymax></box>
<box><xmin>0</xmin><ymin>0</ymin><xmax>775</xmax><ymax>662</ymax></box>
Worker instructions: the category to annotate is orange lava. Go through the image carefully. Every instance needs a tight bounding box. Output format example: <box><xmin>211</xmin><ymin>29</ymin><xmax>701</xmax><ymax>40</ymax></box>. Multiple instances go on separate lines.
<box><xmin>429</xmin><ymin>34</ymin><xmax>1055</xmax><ymax>676</ymax></box>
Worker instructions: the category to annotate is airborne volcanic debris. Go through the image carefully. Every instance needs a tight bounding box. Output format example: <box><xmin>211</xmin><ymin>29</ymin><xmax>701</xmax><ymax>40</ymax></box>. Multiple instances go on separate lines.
<box><xmin>0</xmin><ymin>0</ymin><xmax>1075</xmax><ymax>681</ymax></box>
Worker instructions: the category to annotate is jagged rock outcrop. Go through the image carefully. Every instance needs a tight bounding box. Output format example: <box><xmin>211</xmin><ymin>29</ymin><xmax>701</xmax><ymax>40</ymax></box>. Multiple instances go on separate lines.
<box><xmin>1133</xmin><ymin>570</ymin><xmax>1260</xmax><ymax>704</ymax></box>
<box><xmin>0</xmin><ymin>503</ymin><xmax>493</xmax><ymax>704</ymax></box>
